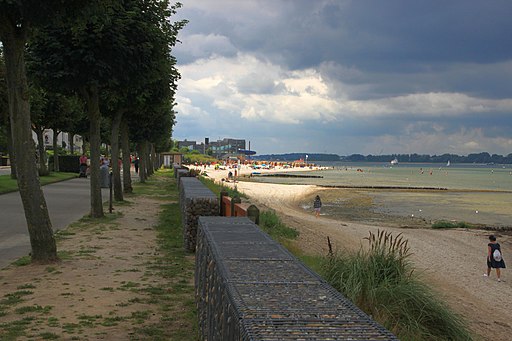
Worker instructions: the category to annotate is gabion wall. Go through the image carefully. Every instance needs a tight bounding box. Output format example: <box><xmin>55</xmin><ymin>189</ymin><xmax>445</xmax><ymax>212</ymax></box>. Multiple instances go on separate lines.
<box><xmin>179</xmin><ymin>177</ymin><xmax>219</xmax><ymax>252</ymax></box>
<box><xmin>196</xmin><ymin>216</ymin><xmax>398</xmax><ymax>341</ymax></box>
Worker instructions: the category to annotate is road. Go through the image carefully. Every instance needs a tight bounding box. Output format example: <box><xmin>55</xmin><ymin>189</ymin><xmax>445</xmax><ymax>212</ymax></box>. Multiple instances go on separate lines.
<box><xmin>0</xmin><ymin>178</ymin><xmax>110</xmax><ymax>269</ymax></box>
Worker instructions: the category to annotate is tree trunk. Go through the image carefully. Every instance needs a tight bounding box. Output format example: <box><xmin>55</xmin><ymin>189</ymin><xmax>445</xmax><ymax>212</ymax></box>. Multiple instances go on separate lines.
<box><xmin>110</xmin><ymin>110</ymin><xmax>123</xmax><ymax>201</ymax></box>
<box><xmin>146</xmin><ymin>142</ymin><xmax>153</xmax><ymax>176</ymax></box>
<box><xmin>151</xmin><ymin>143</ymin><xmax>159</xmax><ymax>171</ymax></box>
<box><xmin>68</xmin><ymin>133</ymin><xmax>74</xmax><ymax>154</ymax></box>
<box><xmin>1</xmin><ymin>26</ymin><xmax>58</xmax><ymax>262</ymax></box>
<box><xmin>137</xmin><ymin>142</ymin><xmax>146</xmax><ymax>183</ymax></box>
<box><xmin>120</xmin><ymin>118</ymin><xmax>132</xmax><ymax>193</ymax></box>
<box><xmin>7</xmin><ymin>120</ymin><xmax>17</xmax><ymax>179</ymax></box>
<box><xmin>82</xmin><ymin>139</ymin><xmax>87</xmax><ymax>155</ymax></box>
<box><xmin>52</xmin><ymin>128</ymin><xmax>60</xmax><ymax>172</ymax></box>
<box><xmin>81</xmin><ymin>85</ymin><xmax>104</xmax><ymax>218</ymax></box>
<box><xmin>34</xmin><ymin>127</ymin><xmax>49</xmax><ymax>176</ymax></box>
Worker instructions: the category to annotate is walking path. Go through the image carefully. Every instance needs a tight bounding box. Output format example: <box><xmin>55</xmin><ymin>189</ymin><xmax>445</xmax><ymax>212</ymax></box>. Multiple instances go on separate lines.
<box><xmin>0</xmin><ymin>178</ymin><xmax>109</xmax><ymax>269</ymax></box>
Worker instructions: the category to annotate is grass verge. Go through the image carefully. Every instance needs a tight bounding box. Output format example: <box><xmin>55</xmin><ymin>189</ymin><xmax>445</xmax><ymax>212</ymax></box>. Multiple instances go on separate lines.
<box><xmin>130</xmin><ymin>169</ymin><xmax>197</xmax><ymax>340</ymax></box>
<box><xmin>0</xmin><ymin>172</ymin><xmax>78</xmax><ymax>194</ymax></box>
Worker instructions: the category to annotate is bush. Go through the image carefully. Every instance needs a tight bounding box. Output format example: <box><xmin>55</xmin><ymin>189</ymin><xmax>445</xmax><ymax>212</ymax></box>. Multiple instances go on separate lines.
<box><xmin>431</xmin><ymin>220</ymin><xmax>472</xmax><ymax>229</ymax></box>
<box><xmin>321</xmin><ymin>230</ymin><xmax>472</xmax><ymax>341</ymax></box>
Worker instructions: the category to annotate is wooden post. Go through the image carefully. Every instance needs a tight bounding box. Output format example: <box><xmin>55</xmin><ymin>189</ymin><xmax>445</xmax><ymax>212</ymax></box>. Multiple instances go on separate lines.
<box><xmin>220</xmin><ymin>190</ymin><xmax>228</xmax><ymax>216</ymax></box>
<box><xmin>231</xmin><ymin>197</ymin><xmax>241</xmax><ymax>216</ymax></box>
<box><xmin>246</xmin><ymin>205</ymin><xmax>260</xmax><ymax>224</ymax></box>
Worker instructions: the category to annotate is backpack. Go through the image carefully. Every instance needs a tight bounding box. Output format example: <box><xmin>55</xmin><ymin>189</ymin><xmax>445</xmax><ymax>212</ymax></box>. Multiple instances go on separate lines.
<box><xmin>493</xmin><ymin>249</ymin><xmax>502</xmax><ymax>262</ymax></box>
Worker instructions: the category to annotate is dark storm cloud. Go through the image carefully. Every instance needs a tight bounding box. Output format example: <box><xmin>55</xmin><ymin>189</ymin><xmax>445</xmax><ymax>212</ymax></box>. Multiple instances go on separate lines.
<box><xmin>172</xmin><ymin>1</ymin><xmax>512</xmax><ymax>155</ymax></box>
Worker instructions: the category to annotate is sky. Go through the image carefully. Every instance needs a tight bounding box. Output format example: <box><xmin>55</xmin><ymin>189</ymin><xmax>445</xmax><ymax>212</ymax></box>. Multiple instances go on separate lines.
<box><xmin>171</xmin><ymin>0</ymin><xmax>512</xmax><ymax>156</ymax></box>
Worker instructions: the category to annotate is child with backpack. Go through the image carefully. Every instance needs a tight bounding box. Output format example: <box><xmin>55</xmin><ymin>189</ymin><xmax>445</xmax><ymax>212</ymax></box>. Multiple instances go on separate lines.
<box><xmin>484</xmin><ymin>235</ymin><xmax>506</xmax><ymax>282</ymax></box>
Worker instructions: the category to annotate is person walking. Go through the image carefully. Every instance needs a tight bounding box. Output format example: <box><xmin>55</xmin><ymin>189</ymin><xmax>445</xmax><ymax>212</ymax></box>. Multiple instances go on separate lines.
<box><xmin>484</xmin><ymin>235</ymin><xmax>506</xmax><ymax>282</ymax></box>
<box><xmin>133</xmin><ymin>157</ymin><xmax>139</xmax><ymax>174</ymax></box>
<box><xmin>313</xmin><ymin>195</ymin><xmax>322</xmax><ymax>218</ymax></box>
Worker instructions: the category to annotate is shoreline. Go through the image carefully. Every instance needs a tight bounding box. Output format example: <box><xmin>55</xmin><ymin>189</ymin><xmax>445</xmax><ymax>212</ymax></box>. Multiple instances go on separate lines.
<box><xmin>190</xmin><ymin>164</ymin><xmax>512</xmax><ymax>340</ymax></box>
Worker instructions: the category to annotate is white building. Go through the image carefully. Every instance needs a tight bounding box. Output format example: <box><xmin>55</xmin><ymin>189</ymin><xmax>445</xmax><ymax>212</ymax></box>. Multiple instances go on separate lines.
<box><xmin>32</xmin><ymin>129</ymin><xmax>84</xmax><ymax>153</ymax></box>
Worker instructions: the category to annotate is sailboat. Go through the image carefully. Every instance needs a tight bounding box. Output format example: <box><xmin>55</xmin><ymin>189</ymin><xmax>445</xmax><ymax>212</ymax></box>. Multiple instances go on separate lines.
<box><xmin>446</xmin><ymin>160</ymin><xmax>450</xmax><ymax>167</ymax></box>
<box><xmin>390</xmin><ymin>158</ymin><xmax>398</xmax><ymax>165</ymax></box>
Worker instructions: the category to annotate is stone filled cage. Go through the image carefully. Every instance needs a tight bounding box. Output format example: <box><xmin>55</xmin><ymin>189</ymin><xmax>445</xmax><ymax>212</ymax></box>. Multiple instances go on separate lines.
<box><xmin>195</xmin><ymin>216</ymin><xmax>398</xmax><ymax>340</ymax></box>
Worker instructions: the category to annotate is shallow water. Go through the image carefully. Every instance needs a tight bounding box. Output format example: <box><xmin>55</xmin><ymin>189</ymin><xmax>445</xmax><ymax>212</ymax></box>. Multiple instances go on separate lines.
<box><xmin>249</xmin><ymin>163</ymin><xmax>512</xmax><ymax>227</ymax></box>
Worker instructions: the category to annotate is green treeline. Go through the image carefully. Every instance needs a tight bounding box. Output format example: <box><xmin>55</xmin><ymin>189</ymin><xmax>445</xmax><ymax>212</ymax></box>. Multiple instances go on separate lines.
<box><xmin>256</xmin><ymin>152</ymin><xmax>512</xmax><ymax>164</ymax></box>
<box><xmin>344</xmin><ymin>152</ymin><xmax>512</xmax><ymax>164</ymax></box>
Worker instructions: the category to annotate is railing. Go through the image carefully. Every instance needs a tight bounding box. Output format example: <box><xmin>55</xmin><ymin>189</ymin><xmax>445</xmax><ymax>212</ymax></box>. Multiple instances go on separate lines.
<box><xmin>195</xmin><ymin>216</ymin><xmax>398</xmax><ymax>341</ymax></box>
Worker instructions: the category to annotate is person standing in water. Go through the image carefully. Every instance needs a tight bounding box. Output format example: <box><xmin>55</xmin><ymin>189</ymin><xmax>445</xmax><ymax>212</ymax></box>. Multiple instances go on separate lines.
<box><xmin>313</xmin><ymin>195</ymin><xmax>322</xmax><ymax>218</ymax></box>
<box><xmin>484</xmin><ymin>235</ymin><xmax>506</xmax><ymax>282</ymax></box>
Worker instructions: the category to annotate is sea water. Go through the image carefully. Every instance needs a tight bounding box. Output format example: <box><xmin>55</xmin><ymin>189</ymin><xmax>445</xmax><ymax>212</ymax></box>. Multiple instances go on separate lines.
<box><xmin>249</xmin><ymin>162</ymin><xmax>512</xmax><ymax>227</ymax></box>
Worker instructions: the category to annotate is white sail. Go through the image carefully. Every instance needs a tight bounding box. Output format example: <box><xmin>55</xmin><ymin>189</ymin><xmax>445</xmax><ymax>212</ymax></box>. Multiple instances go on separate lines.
<box><xmin>446</xmin><ymin>160</ymin><xmax>450</xmax><ymax>167</ymax></box>
<box><xmin>390</xmin><ymin>158</ymin><xmax>398</xmax><ymax>165</ymax></box>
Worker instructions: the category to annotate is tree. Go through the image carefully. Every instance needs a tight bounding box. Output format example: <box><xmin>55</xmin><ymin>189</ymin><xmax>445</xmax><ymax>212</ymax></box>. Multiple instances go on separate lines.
<box><xmin>0</xmin><ymin>51</ymin><xmax>9</xmax><ymax>157</ymax></box>
<box><xmin>0</xmin><ymin>1</ymin><xmax>85</xmax><ymax>262</ymax></box>
<box><xmin>29</xmin><ymin>0</ymin><xmax>185</xmax><ymax>214</ymax></box>
<box><xmin>103</xmin><ymin>0</ymin><xmax>185</xmax><ymax>199</ymax></box>
<box><xmin>29</xmin><ymin>2</ymin><xmax>127</xmax><ymax>218</ymax></box>
<box><xmin>29</xmin><ymin>85</ymin><xmax>50</xmax><ymax>175</ymax></box>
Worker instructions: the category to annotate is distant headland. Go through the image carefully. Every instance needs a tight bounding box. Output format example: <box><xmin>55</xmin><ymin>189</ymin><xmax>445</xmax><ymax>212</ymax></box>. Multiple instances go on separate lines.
<box><xmin>253</xmin><ymin>152</ymin><xmax>512</xmax><ymax>164</ymax></box>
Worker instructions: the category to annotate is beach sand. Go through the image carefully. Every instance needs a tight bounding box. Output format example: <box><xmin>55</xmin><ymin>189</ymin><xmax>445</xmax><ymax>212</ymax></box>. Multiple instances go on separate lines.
<box><xmin>198</xmin><ymin>164</ymin><xmax>512</xmax><ymax>341</ymax></box>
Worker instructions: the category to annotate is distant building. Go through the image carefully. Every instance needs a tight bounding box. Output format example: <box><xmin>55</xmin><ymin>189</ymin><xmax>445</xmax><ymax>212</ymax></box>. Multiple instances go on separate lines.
<box><xmin>176</xmin><ymin>137</ymin><xmax>247</xmax><ymax>158</ymax></box>
<box><xmin>209</xmin><ymin>138</ymin><xmax>246</xmax><ymax>158</ymax></box>
<box><xmin>32</xmin><ymin>129</ymin><xmax>84</xmax><ymax>153</ymax></box>
<box><xmin>177</xmin><ymin>139</ymin><xmax>205</xmax><ymax>153</ymax></box>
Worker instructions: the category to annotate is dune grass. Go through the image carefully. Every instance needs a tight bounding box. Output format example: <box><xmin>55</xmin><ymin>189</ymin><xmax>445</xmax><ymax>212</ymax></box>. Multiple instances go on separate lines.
<box><xmin>259</xmin><ymin>210</ymin><xmax>299</xmax><ymax>240</ymax></box>
<box><xmin>320</xmin><ymin>230</ymin><xmax>472</xmax><ymax>341</ymax></box>
<box><xmin>431</xmin><ymin>220</ymin><xmax>473</xmax><ymax>229</ymax></box>
<box><xmin>0</xmin><ymin>172</ymin><xmax>78</xmax><ymax>194</ymax></box>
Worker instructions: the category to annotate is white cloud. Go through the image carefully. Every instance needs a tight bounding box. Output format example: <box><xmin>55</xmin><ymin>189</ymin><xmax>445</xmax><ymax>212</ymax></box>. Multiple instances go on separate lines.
<box><xmin>177</xmin><ymin>53</ymin><xmax>512</xmax><ymax>129</ymax></box>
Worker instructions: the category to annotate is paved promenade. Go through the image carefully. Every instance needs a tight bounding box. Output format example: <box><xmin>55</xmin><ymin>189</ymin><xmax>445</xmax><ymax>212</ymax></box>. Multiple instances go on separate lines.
<box><xmin>0</xmin><ymin>178</ymin><xmax>109</xmax><ymax>269</ymax></box>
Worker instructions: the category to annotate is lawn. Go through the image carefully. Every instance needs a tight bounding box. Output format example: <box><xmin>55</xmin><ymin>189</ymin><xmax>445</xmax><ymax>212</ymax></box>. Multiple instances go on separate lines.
<box><xmin>0</xmin><ymin>172</ymin><xmax>78</xmax><ymax>194</ymax></box>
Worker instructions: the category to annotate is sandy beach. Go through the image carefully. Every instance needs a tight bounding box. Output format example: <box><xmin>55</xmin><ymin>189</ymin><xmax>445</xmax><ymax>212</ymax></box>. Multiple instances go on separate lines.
<box><xmin>197</xmin><ymin>164</ymin><xmax>512</xmax><ymax>341</ymax></box>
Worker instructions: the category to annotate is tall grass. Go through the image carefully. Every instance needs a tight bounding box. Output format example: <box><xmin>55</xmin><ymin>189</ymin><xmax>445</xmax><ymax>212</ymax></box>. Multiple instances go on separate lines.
<box><xmin>321</xmin><ymin>230</ymin><xmax>472</xmax><ymax>341</ymax></box>
<box><xmin>259</xmin><ymin>210</ymin><xmax>299</xmax><ymax>240</ymax></box>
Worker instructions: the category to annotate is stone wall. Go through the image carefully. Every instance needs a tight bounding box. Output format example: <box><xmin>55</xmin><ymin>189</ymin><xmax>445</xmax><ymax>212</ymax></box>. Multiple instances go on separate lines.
<box><xmin>179</xmin><ymin>177</ymin><xmax>219</xmax><ymax>252</ymax></box>
<box><xmin>195</xmin><ymin>216</ymin><xmax>398</xmax><ymax>340</ymax></box>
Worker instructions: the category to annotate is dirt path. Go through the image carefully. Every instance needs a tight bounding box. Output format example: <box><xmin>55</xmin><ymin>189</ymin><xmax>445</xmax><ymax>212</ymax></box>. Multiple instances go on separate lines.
<box><xmin>236</xmin><ymin>181</ymin><xmax>512</xmax><ymax>341</ymax></box>
<box><xmin>0</xmin><ymin>194</ymin><xmax>195</xmax><ymax>340</ymax></box>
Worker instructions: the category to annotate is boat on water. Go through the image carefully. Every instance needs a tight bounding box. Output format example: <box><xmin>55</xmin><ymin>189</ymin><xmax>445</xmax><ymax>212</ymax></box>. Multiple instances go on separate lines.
<box><xmin>446</xmin><ymin>160</ymin><xmax>451</xmax><ymax>167</ymax></box>
<box><xmin>390</xmin><ymin>158</ymin><xmax>398</xmax><ymax>165</ymax></box>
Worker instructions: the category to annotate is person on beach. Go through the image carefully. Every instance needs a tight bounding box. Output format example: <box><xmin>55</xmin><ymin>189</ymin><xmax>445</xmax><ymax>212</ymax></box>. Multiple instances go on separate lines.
<box><xmin>484</xmin><ymin>235</ymin><xmax>506</xmax><ymax>282</ymax></box>
<box><xmin>313</xmin><ymin>195</ymin><xmax>322</xmax><ymax>218</ymax></box>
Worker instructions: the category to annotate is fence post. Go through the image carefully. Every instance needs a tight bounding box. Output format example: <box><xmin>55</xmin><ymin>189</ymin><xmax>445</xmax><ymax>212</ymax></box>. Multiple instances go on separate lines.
<box><xmin>246</xmin><ymin>205</ymin><xmax>260</xmax><ymax>224</ymax></box>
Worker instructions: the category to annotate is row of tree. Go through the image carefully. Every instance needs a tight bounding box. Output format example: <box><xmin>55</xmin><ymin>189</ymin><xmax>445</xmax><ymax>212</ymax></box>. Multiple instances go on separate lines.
<box><xmin>0</xmin><ymin>1</ymin><xmax>186</xmax><ymax>263</ymax></box>
<box><xmin>344</xmin><ymin>152</ymin><xmax>512</xmax><ymax>164</ymax></box>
